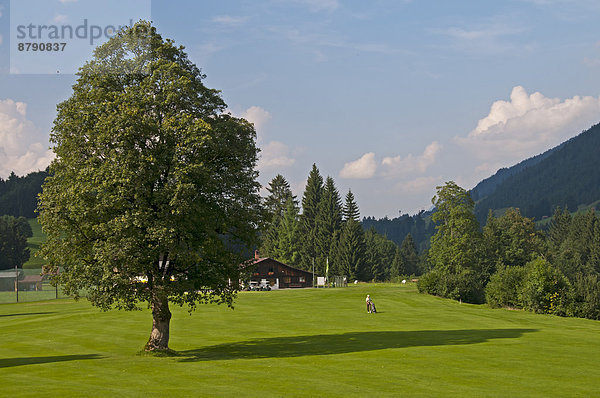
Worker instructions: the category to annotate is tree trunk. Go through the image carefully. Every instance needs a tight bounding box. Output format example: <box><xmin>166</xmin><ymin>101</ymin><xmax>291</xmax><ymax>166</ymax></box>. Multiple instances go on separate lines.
<box><xmin>144</xmin><ymin>288</ymin><xmax>172</xmax><ymax>351</ymax></box>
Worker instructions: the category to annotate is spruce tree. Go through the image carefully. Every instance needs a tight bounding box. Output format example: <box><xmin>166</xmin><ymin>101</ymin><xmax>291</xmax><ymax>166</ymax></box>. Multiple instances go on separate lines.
<box><xmin>264</xmin><ymin>174</ymin><xmax>296</xmax><ymax>223</ymax></box>
<box><xmin>273</xmin><ymin>197</ymin><xmax>302</xmax><ymax>267</ymax></box>
<box><xmin>299</xmin><ymin>164</ymin><xmax>324</xmax><ymax>270</ymax></box>
<box><xmin>342</xmin><ymin>189</ymin><xmax>360</xmax><ymax>222</ymax></box>
<box><xmin>338</xmin><ymin>189</ymin><xmax>367</xmax><ymax>280</ymax></box>
<box><xmin>261</xmin><ymin>175</ymin><xmax>295</xmax><ymax>257</ymax></box>
<box><xmin>400</xmin><ymin>233</ymin><xmax>419</xmax><ymax>276</ymax></box>
<box><xmin>315</xmin><ymin>176</ymin><xmax>343</xmax><ymax>275</ymax></box>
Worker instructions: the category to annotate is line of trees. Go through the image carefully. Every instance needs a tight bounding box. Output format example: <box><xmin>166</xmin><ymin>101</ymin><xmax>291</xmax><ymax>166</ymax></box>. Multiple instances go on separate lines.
<box><xmin>259</xmin><ymin>166</ymin><xmax>421</xmax><ymax>281</ymax></box>
<box><xmin>0</xmin><ymin>216</ymin><xmax>32</xmax><ymax>271</ymax></box>
<box><xmin>419</xmin><ymin>181</ymin><xmax>600</xmax><ymax>320</ymax></box>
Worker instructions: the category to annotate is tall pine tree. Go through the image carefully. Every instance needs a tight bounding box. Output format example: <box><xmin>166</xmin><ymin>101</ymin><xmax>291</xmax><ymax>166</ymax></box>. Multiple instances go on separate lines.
<box><xmin>337</xmin><ymin>189</ymin><xmax>367</xmax><ymax>280</ymax></box>
<box><xmin>315</xmin><ymin>176</ymin><xmax>343</xmax><ymax>275</ymax></box>
<box><xmin>299</xmin><ymin>164</ymin><xmax>324</xmax><ymax>270</ymax></box>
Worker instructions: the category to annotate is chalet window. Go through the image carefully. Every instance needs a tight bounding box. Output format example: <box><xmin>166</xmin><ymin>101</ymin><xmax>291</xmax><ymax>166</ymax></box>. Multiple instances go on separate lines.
<box><xmin>299</xmin><ymin>276</ymin><xmax>305</xmax><ymax>283</ymax></box>
<box><xmin>283</xmin><ymin>277</ymin><xmax>291</xmax><ymax>283</ymax></box>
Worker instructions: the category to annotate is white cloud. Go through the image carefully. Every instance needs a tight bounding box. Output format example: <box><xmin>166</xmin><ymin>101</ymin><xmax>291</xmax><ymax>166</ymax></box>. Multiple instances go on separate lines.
<box><xmin>0</xmin><ymin>99</ymin><xmax>54</xmax><ymax>177</ymax></box>
<box><xmin>401</xmin><ymin>176</ymin><xmax>440</xmax><ymax>194</ymax></box>
<box><xmin>455</xmin><ymin>86</ymin><xmax>600</xmax><ymax>165</ymax></box>
<box><xmin>212</xmin><ymin>15</ymin><xmax>248</xmax><ymax>26</ymax></box>
<box><xmin>381</xmin><ymin>141</ymin><xmax>442</xmax><ymax>176</ymax></box>
<box><xmin>241</xmin><ymin>106</ymin><xmax>271</xmax><ymax>139</ymax></box>
<box><xmin>54</xmin><ymin>14</ymin><xmax>69</xmax><ymax>23</ymax></box>
<box><xmin>258</xmin><ymin>141</ymin><xmax>295</xmax><ymax>170</ymax></box>
<box><xmin>339</xmin><ymin>152</ymin><xmax>377</xmax><ymax>179</ymax></box>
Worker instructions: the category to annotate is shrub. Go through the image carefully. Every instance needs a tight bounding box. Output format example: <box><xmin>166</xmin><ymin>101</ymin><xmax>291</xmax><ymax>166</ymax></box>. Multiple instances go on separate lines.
<box><xmin>521</xmin><ymin>257</ymin><xmax>570</xmax><ymax>315</ymax></box>
<box><xmin>418</xmin><ymin>268</ymin><xmax>485</xmax><ymax>304</ymax></box>
<box><xmin>417</xmin><ymin>271</ymin><xmax>439</xmax><ymax>296</ymax></box>
<box><xmin>485</xmin><ymin>265</ymin><xmax>526</xmax><ymax>309</ymax></box>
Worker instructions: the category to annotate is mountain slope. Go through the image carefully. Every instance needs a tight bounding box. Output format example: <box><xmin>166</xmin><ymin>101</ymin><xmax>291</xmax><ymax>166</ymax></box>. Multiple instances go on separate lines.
<box><xmin>474</xmin><ymin>122</ymin><xmax>600</xmax><ymax>221</ymax></box>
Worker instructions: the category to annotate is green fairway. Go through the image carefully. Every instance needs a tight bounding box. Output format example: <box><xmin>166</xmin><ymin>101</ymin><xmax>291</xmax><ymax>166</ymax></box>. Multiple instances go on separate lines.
<box><xmin>1</xmin><ymin>283</ymin><xmax>599</xmax><ymax>397</ymax></box>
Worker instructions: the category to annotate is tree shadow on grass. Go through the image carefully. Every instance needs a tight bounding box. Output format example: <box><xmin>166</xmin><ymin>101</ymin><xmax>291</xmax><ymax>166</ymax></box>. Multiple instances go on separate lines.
<box><xmin>177</xmin><ymin>329</ymin><xmax>537</xmax><ymax>362</ymax></box>
<box><xmin>0</xmin><ymin>354</ymin><xmax>103</xmax><ymax>368</ymax></box>
<box><xmin>0</xmin><ymin>312</ymin><xmax>56</xmax><ymax>318</ymax></box>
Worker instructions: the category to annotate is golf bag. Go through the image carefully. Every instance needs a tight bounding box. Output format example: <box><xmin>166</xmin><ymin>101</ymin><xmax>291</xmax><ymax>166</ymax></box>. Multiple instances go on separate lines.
<box><xmin>370</xmin><ymin>302</ymin><xmax>377</xmax><ymax>313</ymax></box>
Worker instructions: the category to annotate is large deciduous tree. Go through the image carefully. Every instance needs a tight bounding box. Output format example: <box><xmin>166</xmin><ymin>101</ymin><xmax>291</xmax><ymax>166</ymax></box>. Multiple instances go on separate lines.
<box><xmin>38</xmin><ymin>23</ymin><xmax>261</xmax><ymax>352</ymax></box>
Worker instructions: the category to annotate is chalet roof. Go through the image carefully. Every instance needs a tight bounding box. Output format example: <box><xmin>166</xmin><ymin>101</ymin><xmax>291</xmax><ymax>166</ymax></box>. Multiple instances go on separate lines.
<box><xmin>250</xmin><ymin>257</ymin><xmax>313</xmax><ymax>276</ymax></box>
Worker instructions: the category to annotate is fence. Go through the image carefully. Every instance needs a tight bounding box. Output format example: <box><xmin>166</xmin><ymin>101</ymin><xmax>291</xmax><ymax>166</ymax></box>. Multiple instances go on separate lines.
<box><xmin>0</xmin><ymin>268</ymin><xmax>71</xmax><ymax>304</ymax></box>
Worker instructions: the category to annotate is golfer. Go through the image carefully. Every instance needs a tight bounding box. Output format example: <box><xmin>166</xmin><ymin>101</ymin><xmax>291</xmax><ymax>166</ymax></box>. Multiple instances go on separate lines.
<box><xmin>366</xmin><ymin>294</ymin><xmax>372</xmax><ymax>313</ymax></box>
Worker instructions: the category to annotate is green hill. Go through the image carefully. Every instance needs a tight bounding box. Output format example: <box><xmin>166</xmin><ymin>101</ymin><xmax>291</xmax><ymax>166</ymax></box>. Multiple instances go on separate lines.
<box><xmin>1</xmin><ymin>283</ymin><xmax>599</xmax><ymax>396</ymax></box>
<box><xmin>473</xmin><ymin>122</ymin><xmax>600</xmax><ymax>222</ymax></box>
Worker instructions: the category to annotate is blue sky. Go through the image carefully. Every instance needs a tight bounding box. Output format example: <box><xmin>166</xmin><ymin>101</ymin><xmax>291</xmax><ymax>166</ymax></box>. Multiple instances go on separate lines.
<box><xmin>1</xmin><ymin>0</ymin><xmax>600</xmax><ymax>217</ymax></box>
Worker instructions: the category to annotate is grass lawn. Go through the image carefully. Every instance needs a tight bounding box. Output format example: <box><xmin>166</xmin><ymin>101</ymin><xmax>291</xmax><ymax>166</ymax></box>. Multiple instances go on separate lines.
<box><xmin>1</xmin><ymin>283</ymin><xmax>599</xmax><ymax>397</ymax></box>
<box><xmin>23</xmin><ymin>218</ymin><xmax>47</xmax><ymax>269</ymax></box>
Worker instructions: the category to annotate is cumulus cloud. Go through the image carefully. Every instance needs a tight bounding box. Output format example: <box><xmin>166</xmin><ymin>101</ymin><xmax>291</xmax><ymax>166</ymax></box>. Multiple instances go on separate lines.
<box><xmin>339</xmin><ymin>152</ymin><xmax>377</xmax><ymax>179</ymax></box>
<box><xmin>0</xmin><ymin>99</ymin><xmax>54</xmax><ymax>177</ymax></box>
<box><xmin>258</xmin><ymin>141</ymin><xmax>296</xmax><ymax>170</ymax></box>
<box><xmin>401</xmin><ymin>176</ymin><xmax>440</xmax><ymax>194</ymax></box>
<box><xmin>339</xmin><ymin>142</ymin><xmax>441</xmax><ymax>181</ymax></box>
<box><xmin>381</xmin><ymin>141</ymin><xmax>441</xmax><ymax>176</ymax></box>
<box><xmin>238</xmin><ymin>106</ymin><xmax>271</xmax><ymax>141</ymax></box>
<box><xmin>455</xmin><ymin>86</ymin><xmax>600</xmax><ymax>164</ymax></box>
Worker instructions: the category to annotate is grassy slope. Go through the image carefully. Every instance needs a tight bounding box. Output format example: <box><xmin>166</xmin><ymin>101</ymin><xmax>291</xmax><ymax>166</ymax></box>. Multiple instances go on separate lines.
<box><xmin>1</xmin><ymin>283</ymin><xmax>599</xmax><ymax>397</ymax></box>
<box><xmin>23</xmin><ymin>218</ymin><xmax>46</xmax><ymax>269</ymax></box>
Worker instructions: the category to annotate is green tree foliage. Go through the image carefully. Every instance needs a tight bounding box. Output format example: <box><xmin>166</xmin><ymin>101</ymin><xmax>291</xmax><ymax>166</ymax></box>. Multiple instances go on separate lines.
<box><xmin>37</xmin><ymin>23</ymin><xmax>261</xmax><ymax>351</ymax></box>
<box><xmin>260</xmin><ymin>175</ymin><xmax>296</xmax><ymax>258</ymax></box>
<box><xmin>342</xmin><ymin>189</ymin><xmax>360</xmax><ymax>222</ymax></box>
<box><xmin>0</xmin><ymin>170</ymin><xmax>49</xmax><ymax>218</ymax></box>
<box><xmin>336</xmin><ymin>191</ymin><xmax>366</xmax><ymax>280</ymax></box>
<box><xmin>521</xmin><ymin>257</ymin><xmax>570</xmax><ymax>315</ymax></box>
<box><xmin>364</xmin><ymin>227</ymin><xmax>396</xmax><ymax>281</ymax></box>
<box><xmin>485</xmin><ymin>265</ymin><xmax>527</xmax><ymax>309</ymax></box>
<box><xmin>314</xmin><ymin>176</ymin><xmax>342</xmax><ymax>276</ymax></box>
<box><xmin>299</xmin><ymin>164</ymin><xmax>324</xmax><ymax>270</ymax></box>
<box><xmin>0</xmin><ymin>216</ymin><xmax>32</xmax><ymax>270</ymax></box>
<box><xmin>263</xmin><ymin>174</ymin><xmax>296</xmax><ymax>224</ymax></box>
<box><xmin>422</xmin><ymin>182</ymin><xmax>485</xmax><ymax>303</ymax></box>
<box><xmin>399</xmin><ymin>233</ymin><xmax>419</xmax><ymax>276</ymax></box>
<box><xmin>270</xmin><ymin>198</ymin><xmax>302</xmax><ymax>267</ymax></box>
<box><xmin>548</xmin><ymin>209</ymin><xmax>599</xmax><ymax>278</ymax></box>
<box><xmin>482</xmin><ymin>208</ymin><xmax>544</xmax><ymax>275</ymax></box>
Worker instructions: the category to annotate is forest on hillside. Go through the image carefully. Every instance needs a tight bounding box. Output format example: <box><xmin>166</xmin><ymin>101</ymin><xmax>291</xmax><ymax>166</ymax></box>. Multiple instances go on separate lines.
<box><xmin>473</xmin><ymin>123</ymin><xmax>600</xmax><ymax>222</ymax></box>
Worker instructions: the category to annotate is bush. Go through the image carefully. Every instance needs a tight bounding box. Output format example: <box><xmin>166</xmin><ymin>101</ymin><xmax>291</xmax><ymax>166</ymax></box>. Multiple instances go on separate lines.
<box><xmin>417</xmin><ymin>271</ymin><xmax>439</xmax><ymax>296</ymax></box>
<box><xmin>485</xmin><ymin>265</ymin><xmax>526</xmax><ymax>309</ymax></box>
<box><xmin>521</xmin><ymin>257</ymin><xmax>570</xmax><ymax>315</ymax></box>
<box><xmin>418</xmin><ymin>269</ymin><xmax>485</xmax><ymax>304</ymax></box>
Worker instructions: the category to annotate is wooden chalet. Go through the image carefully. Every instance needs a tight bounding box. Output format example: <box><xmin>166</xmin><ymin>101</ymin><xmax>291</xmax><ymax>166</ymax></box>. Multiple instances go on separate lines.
<box><xmin>248</xmin><ymin>252</ymin><xmax>313</xmax><ymax>289</ymax></box>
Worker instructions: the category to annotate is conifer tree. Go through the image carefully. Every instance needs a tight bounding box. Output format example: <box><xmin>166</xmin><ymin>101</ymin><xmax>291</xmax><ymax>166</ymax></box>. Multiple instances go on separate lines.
<box><xmin>299</xmin><ymin>164</ymin><xmax>324</xmax><ymax>270</ymax></box>
<box><xmin>261</xmin><ymin>175</ymin><xmax>295</xmax><ymax>257</ymax></box>
<box><xmin>315</xmin><ymin>176</ymin><xmax>343</xmax><ymax>275</ymax></box>
<box><xmin>264</xmin><ymin>174</ymin><xmax>296</xmax><ymax>223</ymax></box>
<box><xmin>273</xmin><ymin>197</ymin><xmax>302</xmax><ymax>266</ymax></box>
<box><xmin>342</xmin><ymin>189</ymin><xmax>360</xmax><ymax>222</ymax></box>
<box><xmin>399</xmin><ymin>233</ymin><xmax>419</xmax><ymax>276</ymax></box>
<box><xmin>337</xmin><ymin>189</ymin><xmax>367</xmax><ymax>280</ymax></box>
